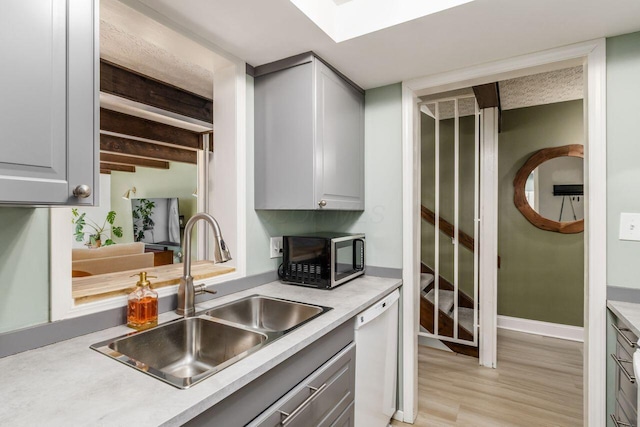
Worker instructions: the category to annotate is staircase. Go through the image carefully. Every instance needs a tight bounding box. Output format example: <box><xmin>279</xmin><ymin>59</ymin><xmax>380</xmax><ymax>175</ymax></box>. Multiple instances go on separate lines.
<box><xmin>419</xmin><ymin>264</ymin><xmax>479</xmax><ymax>357</ymax></box>
<box><xmin>420</xmin><ymin>204</ymin><xmax>480</xmax><ymax>358</ymax></box>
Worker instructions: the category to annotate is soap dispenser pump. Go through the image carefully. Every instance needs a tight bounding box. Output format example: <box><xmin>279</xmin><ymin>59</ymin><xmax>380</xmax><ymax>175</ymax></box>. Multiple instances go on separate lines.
<box><xmin>127</xmin><ymin>272</ymin><xmax>158</xmax><ymax>331</ymax></box>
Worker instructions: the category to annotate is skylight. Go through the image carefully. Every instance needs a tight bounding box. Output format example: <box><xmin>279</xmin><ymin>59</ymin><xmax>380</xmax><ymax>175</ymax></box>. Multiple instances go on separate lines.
<box><xmin>290</xmin><ymin>0</ymin><xmax>474</xmax><ymax>42</ymax></box>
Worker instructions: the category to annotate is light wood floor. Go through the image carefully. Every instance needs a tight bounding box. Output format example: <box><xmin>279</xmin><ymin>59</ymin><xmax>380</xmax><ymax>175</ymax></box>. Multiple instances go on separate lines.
<box><xmin>392</xmin><ymin>329</ymin><xmax>583</xmax><ymax>426</ymax></box>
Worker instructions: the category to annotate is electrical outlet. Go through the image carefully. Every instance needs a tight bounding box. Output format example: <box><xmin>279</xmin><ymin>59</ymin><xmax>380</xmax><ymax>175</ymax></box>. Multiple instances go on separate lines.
<box><xmin>270</xmin><ymin>237</ymin><xmax>283</xmax><ymax>258</ymax></box>
<box><xmin>619</xmin><ymin>213</ymin><xmax>640</xmax><ymax>241</ymax></box>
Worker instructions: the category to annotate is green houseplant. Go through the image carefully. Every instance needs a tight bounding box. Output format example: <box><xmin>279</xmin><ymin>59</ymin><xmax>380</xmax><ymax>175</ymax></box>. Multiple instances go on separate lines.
<box><xmin>72</xmin><ymin>209</ymin><xmax>123</xmax><ymax>247</ymax></box>
<box><xmin>132</xmin><ymin>198</ymin><xmax>156</xmax><ymax>242</ymax></box>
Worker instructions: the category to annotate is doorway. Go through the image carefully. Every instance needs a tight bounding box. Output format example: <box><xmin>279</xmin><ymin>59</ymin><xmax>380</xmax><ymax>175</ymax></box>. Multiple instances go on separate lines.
<box><xmin>399</xmin><ymin>40</ymin><xmax>606</xmax><ymax>425</ymax></box>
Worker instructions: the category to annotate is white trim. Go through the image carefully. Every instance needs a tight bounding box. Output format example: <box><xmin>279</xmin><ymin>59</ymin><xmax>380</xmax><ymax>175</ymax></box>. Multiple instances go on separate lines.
<box><xmin>434</xmin><ymin>101</ymin><xmax>440</xmax><ymax>336</ymax></box>
<box><xmin>392</xmin><ymin>410</ymin><xmax>405</xmax><ymax>422</ymax></box>
<box><xmin>402</xmin><ymin>38</ymin><xmax>607</xmax><ymax>426</ymax></box>
<box><xmin>453</xmin><ymin>98</ymin><xmax>460</xmax><ymax>340</ymax></box>
<box><xmin>50</xmin><ymin>208</ymin><xmax>72</xmax><ymax>320</ymax></box>
<box><xmin>479</xmin><ymin>108</ymin><xmax>499</xmax><ymax>368</ymax></box>
<box><xmin>473</xmin><ymin>99</ymin><xmax>480</xmax><ymax>346</ymax></box>
<box><xmin>405</xmin><ymin>40</ymin><xmax>592</xmax><ymax>95</ymax></box>
<box><xmin>497</xmin><ymin>315</ymin><xmax>584</xmax><ymax>342</ymax></box>
<box><xmin>584</xmin><ymin>38</ymin><xmax>607</xmax><ymax>427</ymax></box>
<box><xmin>401</xmin><ymin>83</ymin><xmax>420</xmax><ymax>424</ymax></box>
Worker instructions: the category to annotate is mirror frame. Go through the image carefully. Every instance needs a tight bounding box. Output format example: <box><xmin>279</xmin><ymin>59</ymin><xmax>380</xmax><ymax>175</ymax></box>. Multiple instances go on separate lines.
<box><xmin>513</xmin><ymin>144</ymin><xmax>584</xmax><ymax>234</ymax></box>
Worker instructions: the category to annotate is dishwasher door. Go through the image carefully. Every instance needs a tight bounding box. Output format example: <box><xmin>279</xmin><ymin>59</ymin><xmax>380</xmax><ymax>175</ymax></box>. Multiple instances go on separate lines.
<box><xmin>354</xmin><ymin>289</ymin><xmax>400</xmax><ymax>427</ymax></box>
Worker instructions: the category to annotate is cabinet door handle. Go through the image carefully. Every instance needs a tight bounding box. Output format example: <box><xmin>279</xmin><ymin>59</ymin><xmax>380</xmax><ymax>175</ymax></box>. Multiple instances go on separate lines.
<box><xmin>318</xmin><ymin>200</ymin><xmax>327</xmax><ymax>208</ymax></box>
<box><xmin>610</xmin><ymin>413</ymin><xmax>632</xmax><ymax>427</ymax></box>
<box><xmin>613</xmin><ymin>324</ymin><xmax>638</xmax><ymax>348</ymax></box>
<box><xmin>278</xmin><ymin>382</ymin><xmax>327</xmax><ymax>425</ymax></box>
<box><xmin>611</xmin><ymin>354</ymin><xmax>636</xmax><ymax>383</ymax></box>
<box><xmin>72</xmin><ymin>184</ymin><xmax>92</xmax><ymax>198</ymax></box>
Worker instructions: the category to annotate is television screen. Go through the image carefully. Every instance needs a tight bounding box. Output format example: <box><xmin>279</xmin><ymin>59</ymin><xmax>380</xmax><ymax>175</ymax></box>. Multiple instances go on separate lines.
<box><xmin>131</xmin><ymin>197</ymin><xmax>181</xmax><ymax>246</ymax></box>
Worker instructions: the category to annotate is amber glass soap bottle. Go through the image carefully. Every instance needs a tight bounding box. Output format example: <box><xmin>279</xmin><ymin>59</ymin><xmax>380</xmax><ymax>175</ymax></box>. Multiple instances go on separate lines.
<box><xmin>127</xmin><ymin>272</ymin><xmax>158</xmax><ymax>330</ymax></box>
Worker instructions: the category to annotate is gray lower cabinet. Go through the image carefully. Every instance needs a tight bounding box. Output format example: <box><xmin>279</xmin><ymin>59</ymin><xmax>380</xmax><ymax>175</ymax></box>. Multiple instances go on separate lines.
<box><xmin>254</xmin><ymin>53</ymin><xmax>364</xmax><ymax>211</ymax></box>
<box><xmin>0</xmin><ymin>0</ymin><xmax>98</xmax><ymax>206</ymax></box>
<box><xmin>248</xmin><ymin>343</ymin><xmax>355</xmax><ymax>427</ymax></box>
<box><xmin>184</xmin><ymin>320</ymin><xmax>354</xmax><ymax>427</ymax></box>
<box><xmin>609</xmin><ymin>310</ymin><xmax>638</xmax><ymax>426</ymax></box>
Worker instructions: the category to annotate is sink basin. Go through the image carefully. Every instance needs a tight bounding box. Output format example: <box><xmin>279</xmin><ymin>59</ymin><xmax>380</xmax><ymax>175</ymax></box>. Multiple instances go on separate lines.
<box><xmin>91</xmin><ymin>295</ymin><xmax>331</xmax><ymax>389</ymax></box>
<box><xmin>91</xmin><ymin>317</ymin><xmax>267</xmax><ymax>389</ymax></box>
<box><xmin>203</xmin><ymin>295</ymin><xmax>329</xmax><ymax>332</ymax></box>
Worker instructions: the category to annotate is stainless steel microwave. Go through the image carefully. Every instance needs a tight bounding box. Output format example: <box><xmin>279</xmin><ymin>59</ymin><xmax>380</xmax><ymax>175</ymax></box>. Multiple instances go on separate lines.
<box><xmin>279</xmin><ymin>233</ymin><xmax>365</xmax><ymax>289</ymax></box>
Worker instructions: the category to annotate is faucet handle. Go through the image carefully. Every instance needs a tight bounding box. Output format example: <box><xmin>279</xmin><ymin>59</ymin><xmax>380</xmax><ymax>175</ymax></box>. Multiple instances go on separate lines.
<box><xmin>194</xmin><ymin>283</ymin><xmax>218</xmax><ymax>296</ymax></box>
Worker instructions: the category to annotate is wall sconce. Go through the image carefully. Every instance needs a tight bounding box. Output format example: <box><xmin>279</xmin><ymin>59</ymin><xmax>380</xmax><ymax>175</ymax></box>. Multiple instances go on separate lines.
<box><xmin>122</xmin><ymin>187</ymin><xmax>137</xmax><ymax>200</ymax></box>
<box><xmin>192</xmin><ymin>189</ymin><xmax>198</xmax><ymax>198</ymax></box>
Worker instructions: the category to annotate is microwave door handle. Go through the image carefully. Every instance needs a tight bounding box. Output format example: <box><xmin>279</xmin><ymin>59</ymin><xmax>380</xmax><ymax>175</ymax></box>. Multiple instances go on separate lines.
<box><xmin>353</xmin><ymin>239</ymin><xmax>365</xmax><ymax>271</ymax></box>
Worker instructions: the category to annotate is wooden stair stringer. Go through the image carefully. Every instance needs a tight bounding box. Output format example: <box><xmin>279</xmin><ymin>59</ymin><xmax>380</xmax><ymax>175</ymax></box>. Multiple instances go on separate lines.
<box><xmin>420</xmin><ymin>263</ymin><xmax>479</xmax><ymax>358</ymax></box>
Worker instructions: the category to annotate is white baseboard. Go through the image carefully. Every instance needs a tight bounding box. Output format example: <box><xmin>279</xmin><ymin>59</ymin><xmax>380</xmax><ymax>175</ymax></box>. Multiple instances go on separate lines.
<box><xmin>497</xmin><ymin>315</ymin><xmax>584</xmax><ymax>342</ymax></box>
<box><xmin>392</xmin><ymin>410</ymin><xmax>404</xmax><ymax>422</ymax></box>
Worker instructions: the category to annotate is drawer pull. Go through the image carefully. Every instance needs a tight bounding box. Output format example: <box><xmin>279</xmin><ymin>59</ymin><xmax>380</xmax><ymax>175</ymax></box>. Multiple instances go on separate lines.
<box><xmin>613</xmin><ymin>324</ymin><xmax>638</xmax><ymax>348</ymax></box>
<box><xmin>278</xmin><ymin>383</ymin><xmax>328</xmax><ymax>425</ymax></box>
<box><xmin>610</xmin><ymin>413</ymin><xmax>632</xmax><ymax>427</ymax></box>
<box><xmin>611</xmin><ymin>354</ymin><xmax>636</xmax><ymax>384</ymax></box>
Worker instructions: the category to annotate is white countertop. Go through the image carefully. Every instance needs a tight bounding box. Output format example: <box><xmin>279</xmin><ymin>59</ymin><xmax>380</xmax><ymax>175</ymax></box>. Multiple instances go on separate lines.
<box><xmin>0</xmin><ymin>276</ymin><xmax>401</xmax><ymax>426</ymax></box>
<box><xmin>608</xmin><ymin>300</ymin><xmax>640</xmax><ymax>337</ymax></box>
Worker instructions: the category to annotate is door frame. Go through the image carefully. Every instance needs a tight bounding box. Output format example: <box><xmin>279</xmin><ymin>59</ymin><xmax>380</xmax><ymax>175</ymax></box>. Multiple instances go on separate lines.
<box><xmin>400</xmin><ymin>39</ymin><xmax>606</xmax><ymax>425</ymax></box>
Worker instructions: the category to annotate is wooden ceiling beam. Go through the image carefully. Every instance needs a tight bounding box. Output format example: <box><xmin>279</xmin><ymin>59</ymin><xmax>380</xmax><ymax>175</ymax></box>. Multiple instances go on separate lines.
<box><xmin>100</xmin><ymin>163</ymin><xmax>136</xmax><ymax>173</ymax></box>
<box><xmin>100</xmin><ymin>134</ymin><xmax>197</xmax><ymax>164</ymax></box>
<box><xmin>100</xmin><ymin>108</ymin><xmax>204</xmax><ymax>150</ymax></box>
<box><xmin>473</xmin><ymin>82</ymin><xmax>502</xmax><ymax>132</ymax></box>
<box><xmin>100</xmin><ymin>59</ymin><xmax>213</xmax><ymax>123</ymax></box>
<box><xmin>100</xmin><ymin>169</ymin><xmax>112</xmax><ymax>175</ymax></box>
<box><xmin>100</xmin><ymin>153</ymin><xmax>169</xmax><ymax>169</ymax></box>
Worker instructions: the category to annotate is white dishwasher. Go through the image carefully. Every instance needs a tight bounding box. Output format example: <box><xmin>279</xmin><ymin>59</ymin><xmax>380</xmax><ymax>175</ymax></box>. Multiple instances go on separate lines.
<box><xmin>354</xmin><ymin>289</ymin><xmax>400</xmax><ymax>427</ymax></box>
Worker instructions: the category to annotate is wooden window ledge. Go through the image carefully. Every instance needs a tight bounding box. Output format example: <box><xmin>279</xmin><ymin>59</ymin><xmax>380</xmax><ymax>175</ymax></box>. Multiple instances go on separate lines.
<box><xmin>72</xmin><ymin>261</ymin><xmax>235</xmax><ymax>304</ymax></box>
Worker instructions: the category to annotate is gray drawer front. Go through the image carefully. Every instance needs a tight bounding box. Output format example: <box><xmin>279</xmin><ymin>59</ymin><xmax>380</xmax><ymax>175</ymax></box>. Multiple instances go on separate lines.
<box><xmin>616</xmin><ymin>342</ymin><xmax>638</xmax><ymax>411</ymax></box>
<box><xmin>330</xmin><ymin>402</ymin><xmax>354</xmax><ymax>427</ymax></box>
<box><xmin>250</xmin><ymin>342</ymin><xmax>355</xmax><ymax>427</ymax></box>
<box><xmin>616</xmin><ymin>400</ymin><xmax>636</xmax><ymax>427</ymax></box>
<box><xmin>615</xmin><ymin>318</ymin><xmax>639</xmax><ymax>358</ymax></box>
<box><xmin>619</xmin><ymin>389</ymin><xmax>638</xmax><ymax>426</ymax></box>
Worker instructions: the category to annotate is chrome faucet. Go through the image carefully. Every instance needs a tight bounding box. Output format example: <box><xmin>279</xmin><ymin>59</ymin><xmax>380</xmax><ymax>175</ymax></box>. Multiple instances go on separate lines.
<box><xmin>177</xmin><ymin>212</ymin><xmax>232</xmax><ymax>317</ymax></box>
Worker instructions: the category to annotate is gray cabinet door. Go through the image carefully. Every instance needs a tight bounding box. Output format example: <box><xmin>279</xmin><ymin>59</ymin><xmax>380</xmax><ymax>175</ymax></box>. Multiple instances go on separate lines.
<box><xmin>0</xmin><ymin>0</ymin><xmax>97</xmax><ymax>205</ymax></box>
<box><xmin>314</xmin><ymin>61</ymin><xmax>365</xmax><ymax>211</ymax></box>
<box><xmin>254</xmin><ymin>62</ymin><xmax>315</xmax><ymax>210</ymax></box>
<box><xmin>254</xmin><ymin>54</ymin><xmax>364</xmax><ymax>211</ymax></box>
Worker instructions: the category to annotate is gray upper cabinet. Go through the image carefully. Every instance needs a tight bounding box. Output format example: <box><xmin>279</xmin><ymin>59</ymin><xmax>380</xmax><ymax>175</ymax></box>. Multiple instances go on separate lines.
<box><xmin>254</xmin><ymin>53</ymin><xmax>364</xmax><ymax>211</ymax></box>
<box><xmin>0</xmin><ymin>0</ymin><xmax>98</xmax><ymax>206</ymax></box>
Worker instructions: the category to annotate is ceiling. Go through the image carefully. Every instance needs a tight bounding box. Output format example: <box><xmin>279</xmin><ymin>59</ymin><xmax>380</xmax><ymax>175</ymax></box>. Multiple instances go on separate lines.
<box><xmin>130</xmin><ymin>0</ymin><xmax>640</xmax><ymax>89</ymax></box>
<box><xmin>499</xmin><ymin>66</ymin><xmax>583</xmax><ymax>111</ymax></box>
<box><xmin>421</xmin><ymin>66</ymin><xmax>583</xmax><ymax>118</ymax></box>
<box><xmin>101</xmin><ymin>0</ymin><xmax>230</xmax><ymax>99</ymax></box>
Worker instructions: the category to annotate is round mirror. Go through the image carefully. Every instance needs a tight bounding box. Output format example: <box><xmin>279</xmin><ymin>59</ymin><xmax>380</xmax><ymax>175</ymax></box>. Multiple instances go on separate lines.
<box><xmin>514</xmin><ymin>144</ymin><xmax>584</xmax><ymax>233</ymax></box>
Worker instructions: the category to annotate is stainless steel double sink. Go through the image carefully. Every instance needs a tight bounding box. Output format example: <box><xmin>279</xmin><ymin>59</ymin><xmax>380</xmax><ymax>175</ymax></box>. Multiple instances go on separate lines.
<box><xmin>91</xmin><ymin>295</ymin><xmax>332</xmax><ymax>389</ymax></box>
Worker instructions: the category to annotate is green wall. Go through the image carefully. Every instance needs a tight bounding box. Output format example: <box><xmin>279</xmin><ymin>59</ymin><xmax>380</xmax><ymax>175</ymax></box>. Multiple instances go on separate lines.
<box><xmin>0</xmin><ymin>208</ymin><xmax>50</xmax><ymax>333</ymax></box>
<box><xmin>246</xmin><ymin>77</ymin><xmax>404</xmax><ymax>275</ymax></box>
<box><xmin>498</xmin><ymin>101</ymin><xmax>584</xmax><ymax>326</ymax></box>
<box><xmin>607</xmin><ymin>31</ymin><xmax>640</xmax><ymax>288</ymax></box>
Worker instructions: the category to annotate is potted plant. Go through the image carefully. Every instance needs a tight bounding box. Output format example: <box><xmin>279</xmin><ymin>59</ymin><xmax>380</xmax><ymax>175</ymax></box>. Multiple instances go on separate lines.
<box><xmin>132</xmin><ymin>198</ymin><xmax>156</xmax><ymax>242</ymax></box>
<box><xmin>72</xmin><ymin>209</ymin><xmax>123</xmax><ymax>247</ymax></box>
